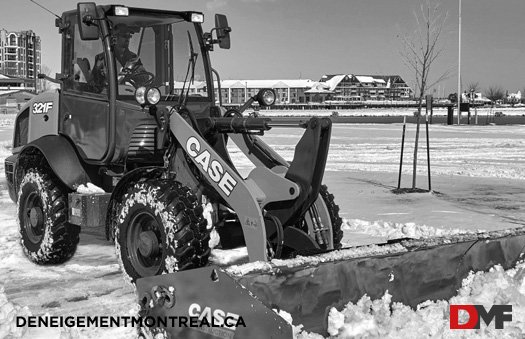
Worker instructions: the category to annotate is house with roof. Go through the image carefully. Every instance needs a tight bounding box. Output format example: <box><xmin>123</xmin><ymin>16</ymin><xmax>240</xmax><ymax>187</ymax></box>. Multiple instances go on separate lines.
<box><xmin>319</xmin><ymin>74</ymin><xmax>412</xmax><ymax>102</ymax></box>
<box><xmin>304</xmin><ymin>81</ymin><xmax>332</xmax><ymax>103</ymax></box>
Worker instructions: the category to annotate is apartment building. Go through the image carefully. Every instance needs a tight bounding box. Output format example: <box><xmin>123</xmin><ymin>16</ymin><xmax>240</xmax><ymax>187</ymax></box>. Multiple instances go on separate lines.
<box><xmin>319</xmin><ymin>74</ymin><xmax>412</xmax><ymax>102</ymax></box>
<box><xmin>0</xmin><ymin>29</ymin><xmax>41</xmax><ymax>92</ymax></box>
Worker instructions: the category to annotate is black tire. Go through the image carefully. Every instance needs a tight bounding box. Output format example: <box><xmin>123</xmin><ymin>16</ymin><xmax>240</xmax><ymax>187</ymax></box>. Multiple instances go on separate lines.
<box><xmin>116</xmin><ymin>179</ymin><xmax>210</xmax><ymax>282</ymax></box>
<box><xmin>17</xmin><ymin>168</ymin><xmax>80</xmax><ymax>264</ymax></box>
<box><xmin>291</xmin><ymin>184</ymin><xmax>343</xmax><ymax>251</ymax></box>
<box><xmin>319</xmin><ymin>184</ymin><xmax>343</xmax><ymax>249</ymax></box>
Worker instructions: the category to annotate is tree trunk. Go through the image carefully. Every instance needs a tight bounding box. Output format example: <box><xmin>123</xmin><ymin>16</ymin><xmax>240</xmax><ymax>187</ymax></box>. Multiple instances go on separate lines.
<box><xmin>412</xmin><ymin>97</ymin><xmax>424</xmax><ymax>189</ymax></box>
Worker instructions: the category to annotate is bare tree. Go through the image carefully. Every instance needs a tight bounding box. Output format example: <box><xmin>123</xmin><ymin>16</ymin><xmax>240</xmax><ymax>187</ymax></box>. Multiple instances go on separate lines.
<box><xmin>485</xmin><ymin>85</ymin><xmax>505</xmax><ymax>103</ymax></box>
<box><xmin>399</xmin><ymin>0</ymin><xmax>449</xmax><ymax>190</ymax></box>
<box><xmin>466</xmin><ymin>81</ymin><xmax>480</xmax><ymax>93</ymax></box>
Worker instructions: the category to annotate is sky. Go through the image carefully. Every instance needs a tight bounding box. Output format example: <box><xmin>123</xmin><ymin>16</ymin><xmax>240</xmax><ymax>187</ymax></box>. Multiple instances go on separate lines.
<box><xmin>2</xmin><ymin>0</ymin><xmax>525</xmax><ymax>96</ymax></box>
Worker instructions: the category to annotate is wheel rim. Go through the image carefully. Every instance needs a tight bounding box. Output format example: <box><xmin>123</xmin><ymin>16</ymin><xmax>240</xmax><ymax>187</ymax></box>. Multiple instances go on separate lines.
<box><xmin>23</xmin><ymin>191</ymin><xmax>45</xmax><ymax>244</ymax></box>
<box><xmin>127</xmin><ymin>211</ymin><xmax>164</xmax><ymax>277</ymax></box>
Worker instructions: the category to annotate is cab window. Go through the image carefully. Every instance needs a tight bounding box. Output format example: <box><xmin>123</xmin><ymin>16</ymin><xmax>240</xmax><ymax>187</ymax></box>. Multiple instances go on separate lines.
<box><xmin>63</xmin><ymin>19</ymin><xmax>107</xmax><ymax>96</ymax></box>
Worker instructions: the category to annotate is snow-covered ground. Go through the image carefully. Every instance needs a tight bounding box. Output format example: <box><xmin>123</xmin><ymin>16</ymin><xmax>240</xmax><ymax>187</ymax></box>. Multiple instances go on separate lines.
<box><xmin>0</xmin><ymin>120</ymin><xmax>524</xmax><ymax>338</ymax></box>
<box><xmin>260</xmin><ymin>106</ymin><xmax>525</xmax><ymax>117</ymax></box>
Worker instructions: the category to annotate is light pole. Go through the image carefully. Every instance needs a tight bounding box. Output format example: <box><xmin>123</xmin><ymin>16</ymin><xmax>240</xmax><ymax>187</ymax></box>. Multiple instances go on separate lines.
<box><xmin>457</xmin><ymin>0</ymin><xmax>462</xmax><ymax>125</ymax></box>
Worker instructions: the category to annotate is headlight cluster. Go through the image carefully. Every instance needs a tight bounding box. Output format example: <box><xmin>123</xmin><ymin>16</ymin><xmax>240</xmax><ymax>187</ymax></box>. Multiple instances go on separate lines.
<box><xmin>135</xmin><ymin>87</ymin><xmax>161</xmax><ymax>106</ymax></box>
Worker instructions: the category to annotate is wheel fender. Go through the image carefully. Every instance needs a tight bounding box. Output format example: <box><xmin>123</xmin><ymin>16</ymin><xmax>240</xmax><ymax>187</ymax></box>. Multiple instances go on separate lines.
<box><xmin>18</xmin><ymin>135</ymin><xmax>90</xmax><ymax>190</ymax></box>
<box><xmin>105</xmin><ymin>166</ymin><xmax>165</xmax><ymax>240</ymax></box>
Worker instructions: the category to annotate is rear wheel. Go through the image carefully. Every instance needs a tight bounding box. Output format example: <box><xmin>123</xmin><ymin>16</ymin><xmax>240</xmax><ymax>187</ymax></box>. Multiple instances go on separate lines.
<box><xmin>116</xmin><ymin>179</ymin><xmax>210</xmax><ymax>282</ymax></box>
<box><xmin>17</xmin><ymin>168</ymin><xmax>80</xmax><ymax>264</ymax></box>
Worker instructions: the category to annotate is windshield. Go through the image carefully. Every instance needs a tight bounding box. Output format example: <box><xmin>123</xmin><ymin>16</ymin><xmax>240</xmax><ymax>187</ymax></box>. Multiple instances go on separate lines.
<box><xmin>106</xmin><ymin>13</ymin><xmax>209</xmax><ymax>101</ymax></box>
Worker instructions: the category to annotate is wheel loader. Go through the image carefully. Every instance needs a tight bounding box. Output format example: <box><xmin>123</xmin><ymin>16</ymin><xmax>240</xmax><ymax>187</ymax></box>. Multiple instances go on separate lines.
<box><xmin>4</xmin><ymin>2</ymin><xmax>525</xmax><ymax>338</ymax></box>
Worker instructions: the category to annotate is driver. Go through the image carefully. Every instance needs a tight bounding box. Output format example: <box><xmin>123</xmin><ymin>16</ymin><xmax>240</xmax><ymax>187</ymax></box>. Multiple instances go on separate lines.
<box><xmin>91</xmin><ymin>23</ymin><xmax>149</xmax><ymax>92</ymax></box>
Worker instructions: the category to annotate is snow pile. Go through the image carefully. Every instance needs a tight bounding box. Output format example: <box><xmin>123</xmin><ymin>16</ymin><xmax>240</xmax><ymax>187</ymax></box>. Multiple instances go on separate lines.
<box><xmin>76</xmin><ymin>183</ymin><xmax>105</xmax><ymax>194</ymax></box>
<box><xmin>287</xmin><ymin>261</ymin><xmax>525</xmax><ymax>339</ymax></box>
<box><xmin>209</xmin><ymin>247</ymin><xmax>249</xmax><ymax>266</ymax></box>
<box><xmin>0</xmin><ymin>285</ymin><xmax>31</xmax><ymax>338</ymax></box>
<box><xmin>342</xmin><ymin>218</ymin><xmax>480</xmax><ymax>240</ymax></box>
<box><xmin>274</xmin><ymin>309</ymin><xmax>324</xmax><ymax>339</ymax></box>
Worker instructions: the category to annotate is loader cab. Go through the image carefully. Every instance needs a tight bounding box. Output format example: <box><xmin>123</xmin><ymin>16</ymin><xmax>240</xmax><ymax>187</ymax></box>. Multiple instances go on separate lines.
<box><xmin>59</xmin><ymin>4</ymin><xmax>217</xmax><ymax>165</ymax></box>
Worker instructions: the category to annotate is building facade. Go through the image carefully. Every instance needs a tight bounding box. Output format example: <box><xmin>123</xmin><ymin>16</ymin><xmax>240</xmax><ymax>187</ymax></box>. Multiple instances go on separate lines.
<box><xmin>172</xmin><ymin>75</ymin><xmax>413</xmax><ymax>105</ymax></box>
<box><xmin>318</xmin><ymin>74</ymin><xmax>412</xmax><ymax>102</ymax></box>
<box><xmin>216</xmin><ymin>80</ymin><xmax>315</xmax><ymax>105</ymax></box>
<box><xmin>0</xmin><ymin>29</ymin><xmax>41</xmax><ymax>92</ymax></box>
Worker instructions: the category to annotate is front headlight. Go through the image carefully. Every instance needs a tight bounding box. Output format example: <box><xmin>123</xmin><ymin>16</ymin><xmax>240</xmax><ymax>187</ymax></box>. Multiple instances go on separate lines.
<box><xmin>135</xmin><ymin>87</ymin><xmax>161</xmax><ymax>106</ymax></box>
<box><xmin>256</xmin><ymin>88</ymin><xmax>276</xmax><ymax>106</ymax></box>
<box><xmin>146</xmin><ymin>87</ymin><xmax>161</xmax><ymax>105</ymax></box>
<box><xmin>135</xmin><ymin>86</ymin><xmax>146</xmax><ymax>105</ymax></box>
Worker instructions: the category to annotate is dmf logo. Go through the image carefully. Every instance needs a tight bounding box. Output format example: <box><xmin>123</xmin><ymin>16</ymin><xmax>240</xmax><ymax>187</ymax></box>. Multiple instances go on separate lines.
<box><xmin>32</xmin><ymin>102</ymin><xmax>53</xmax><ymax>114</ymax></box>
<box><xmin>450</xmin><ymin>305</ymin><xmax>512</xmax><ymax>329</ymax></box>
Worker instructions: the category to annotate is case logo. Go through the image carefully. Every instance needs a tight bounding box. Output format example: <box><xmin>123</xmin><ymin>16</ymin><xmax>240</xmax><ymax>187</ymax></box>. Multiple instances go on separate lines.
<box><xmin>188</xmin><ymin>303</ymin><xmax>242</xmax><ymax>329</ymax></box>
<box><xmin>32</xmin><ymin>102</ymin><xmax>53</xmax><ymax>114</ymax></box>
<box><xmin>186</xmin><ymin>136</ymin><xmax>237</xmax><ymax>196</ymax></box>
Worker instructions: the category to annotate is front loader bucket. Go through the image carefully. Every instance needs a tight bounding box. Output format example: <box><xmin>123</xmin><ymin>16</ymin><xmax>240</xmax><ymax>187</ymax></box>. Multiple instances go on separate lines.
<box><xmin>136</xmin><ymin>267</ymin><xmax>293</xmax><ymax>339</ymax></box>
<box><xmin>136</xmin><ymin>227</ymin><xmax>525</xmax><ymax>337</ymax></box>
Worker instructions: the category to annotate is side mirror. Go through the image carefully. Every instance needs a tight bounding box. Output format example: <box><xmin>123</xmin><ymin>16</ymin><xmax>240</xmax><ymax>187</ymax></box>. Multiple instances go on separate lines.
<box><xmin>215</xmin><ymin>14</ymin><xmax>231</xmax><ymax>49</ymax></box>
<box><xmin>77</xmin><ymin>2</ymin><xmax>99</xmax><ymax>40</ymax></box>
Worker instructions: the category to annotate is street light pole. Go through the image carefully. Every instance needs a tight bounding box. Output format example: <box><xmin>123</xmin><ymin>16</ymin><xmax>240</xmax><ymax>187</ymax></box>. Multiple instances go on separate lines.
<box><xmin>457</xmin><ymin>0</ymin><xmax>462</xmax><ymax>125</ymax></box>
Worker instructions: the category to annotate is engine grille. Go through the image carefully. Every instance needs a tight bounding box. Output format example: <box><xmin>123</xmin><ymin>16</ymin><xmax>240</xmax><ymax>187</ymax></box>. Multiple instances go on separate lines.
<box><xmin>127</xmin><ymin>124</ymin><xmax>157</xmax><ymax>158</ymax></box>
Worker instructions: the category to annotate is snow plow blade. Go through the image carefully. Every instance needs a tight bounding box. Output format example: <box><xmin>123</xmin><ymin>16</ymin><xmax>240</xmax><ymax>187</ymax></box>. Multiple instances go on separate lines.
<box><xmin>136</xmin><ymin>227</ymin><xmax>525</xmax><ymax>337</ymax></box>
<box><xmin>136</xmin><ymin>267</ymin><xmax>293</xmax><ymax>339</ymax></box>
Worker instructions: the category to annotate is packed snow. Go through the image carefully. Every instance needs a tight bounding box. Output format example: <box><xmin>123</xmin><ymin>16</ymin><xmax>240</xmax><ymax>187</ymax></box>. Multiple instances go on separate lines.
<box><xmin>76</xmin><ymin>183</ymin><xmax>106</xmax><ymax>194</ymax></box>
<box><xmin>271</xmin><ymin>259</ymin><xmax>525</xmax><ymax>339</ymax></box>
<box><xmin>341</xmin><ymin>218</ymin><xmax>479</xmax><ymax>240</ymax></box>
<box><xmin>294</xmin><ymin>261</ymin><xmax>525</xmax><ymax>339</ymax></box>
<box><xmin>0</xmin><ymin>119</ymin><xmax>524</xmax><ymax>338</ymax></box>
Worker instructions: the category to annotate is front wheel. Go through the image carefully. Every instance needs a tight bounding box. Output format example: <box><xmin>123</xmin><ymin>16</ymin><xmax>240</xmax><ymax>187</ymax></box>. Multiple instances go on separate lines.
<box><xmin>115</xmin><ymin>179</ymin><xmax>210</xmax><ymax>283</ymax></box>
<box><xmin>17</xmin><ymin>168</ymin><xmax>80</xmax><ymax>264</ymax></box>
<box><xmin>266</xmin><ymin>184</ymin><xmax>343</xmax><ymax>258</ymax></box>
<box><xmin>319</xmin><ymin>185</ymin><xmax>343</xmax><ymax>249</ymax></box>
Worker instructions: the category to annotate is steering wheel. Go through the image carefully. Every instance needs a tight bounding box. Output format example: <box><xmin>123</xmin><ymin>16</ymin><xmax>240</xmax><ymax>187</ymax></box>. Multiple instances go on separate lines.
<box><xmin>119</xmin><ymin>69</ymin><xmax>155</xmax><ymax>88</ymax></box>
<box><xmin>118</xmin><ymin>57</ymin><xmax>155</xmax><ymax>88</ymax></box>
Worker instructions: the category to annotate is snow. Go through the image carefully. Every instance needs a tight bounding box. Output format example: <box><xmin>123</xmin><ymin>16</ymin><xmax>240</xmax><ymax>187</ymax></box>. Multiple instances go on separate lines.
<box><xmin>260</xmin><ymin>106</ymin><xmax>525</xmax><ymax>118</ymax></box>
<box><xmin>341</xmin><ymin>218</ymin><xmax>479</xmax><ymax>240</ymax></box>
<box><xmin>225</xmin><ymin>242</ymin><xmax>408</xmax><ymax>276</ymax></box>
<box><xmin>76</xmin><ymin>183</ymin><xmax>105</xmax><ymax>194</ymax></box>
<box><xmin>316</xmin><ymin>261</ymin><xmax>525</xmax><ymax>339</ymax></box>
<box><xmin>0</xmin><ymin>116</ymin><xmax>524</xmax><ymax>338</ymax></box>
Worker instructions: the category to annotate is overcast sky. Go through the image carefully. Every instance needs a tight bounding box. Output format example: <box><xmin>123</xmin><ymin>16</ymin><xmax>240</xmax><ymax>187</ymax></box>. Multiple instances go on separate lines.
<box><xmin>2</xmin><ymin>0</ymin><xmax>524</xmax><ymax>95</ymax></box>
